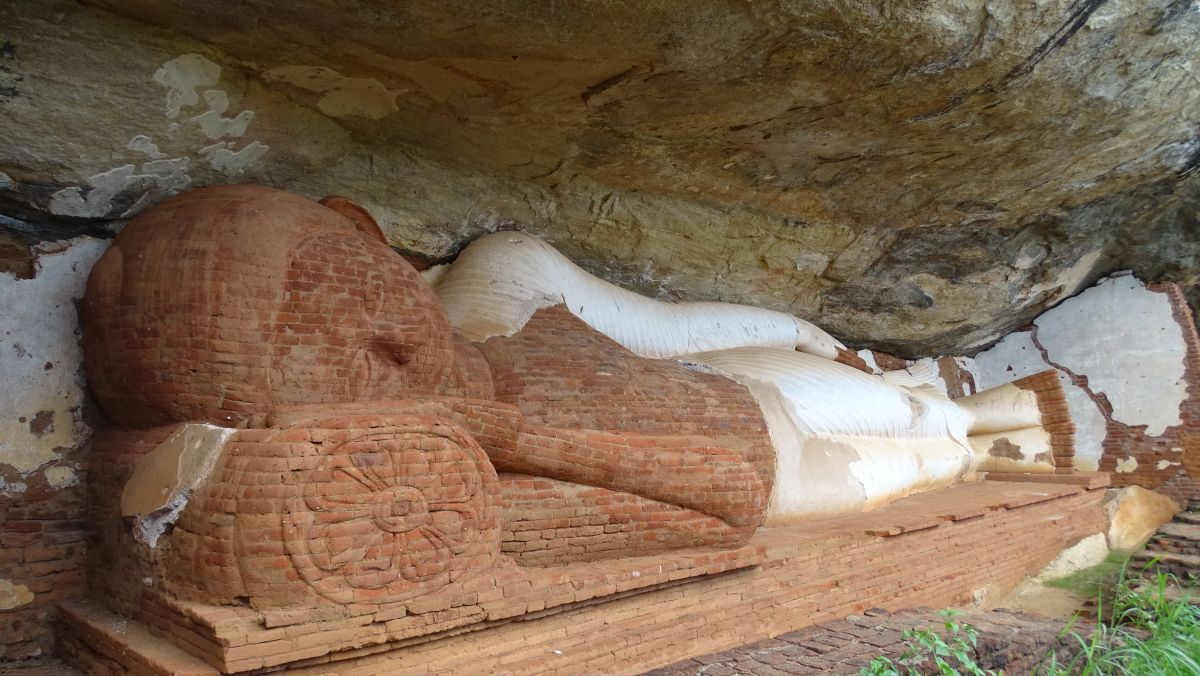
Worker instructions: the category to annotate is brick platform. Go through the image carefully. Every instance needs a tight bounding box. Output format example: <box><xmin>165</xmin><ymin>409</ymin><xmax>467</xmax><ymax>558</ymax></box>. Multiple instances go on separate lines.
<box><xmin>645</xmin><ymin>607</ymin><xmax>1089</xmax><ymax>675</ymax></box>
<box><xmin>60</xmin><ymin>479</ymin><xmax>1108</xmax><ymax>675</ymax></box>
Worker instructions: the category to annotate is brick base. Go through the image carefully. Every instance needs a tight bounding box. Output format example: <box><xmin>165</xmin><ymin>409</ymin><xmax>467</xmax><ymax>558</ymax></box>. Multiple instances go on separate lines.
<box><xmin>59</xmin><ymin>479</ymin><xmax>1107</xmax><ymax>675</ymax></box>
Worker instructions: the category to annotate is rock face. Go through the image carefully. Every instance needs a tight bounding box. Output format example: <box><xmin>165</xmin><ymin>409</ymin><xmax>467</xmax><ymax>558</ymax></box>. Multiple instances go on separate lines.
<box><xmin>2</xmin><ymin>0</ymin><xmax>1199</xmax><ymax>356</ymax></box>
<box><xmin>1106</xmin><ymin>485</ymin><xmax>1182</xmax><ymax>552</ymax></box>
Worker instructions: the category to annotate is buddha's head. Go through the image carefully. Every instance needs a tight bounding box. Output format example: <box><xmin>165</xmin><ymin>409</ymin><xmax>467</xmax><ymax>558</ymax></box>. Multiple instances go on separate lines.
<box><xmin>83</xmin><ymin>185</ymin><xmax>487</xmax><ymax>428</ymax></box>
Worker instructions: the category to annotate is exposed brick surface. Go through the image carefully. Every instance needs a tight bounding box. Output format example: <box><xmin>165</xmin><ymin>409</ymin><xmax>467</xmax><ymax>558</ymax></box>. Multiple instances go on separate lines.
<box><xmin>0</xmin><ymin>456</ymin><xmax>89</xmax><ymax>659</ymax></box>
<box><xmin>61</xmin><ymin>481</ymin><xmax>1107</xmax><ymax>674</ymax></box>
<box><xmin>70</xmin><ymin>186</ymin><xmax>770</xmax><ymax>670</ymax></box>
<box><xmin>478</xmin><ymin>306</ymin><xmax>775</xmax><ymax>496</ymax></box>
<box><xmin>81</xmin><ymin>186</ymin><xmax>492</xmax><ymax>430</ymax></box>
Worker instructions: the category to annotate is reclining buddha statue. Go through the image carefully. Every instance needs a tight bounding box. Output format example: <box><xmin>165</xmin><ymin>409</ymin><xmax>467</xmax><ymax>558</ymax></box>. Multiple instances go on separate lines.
<box><xmin>82</xmin><ymin>185</ymin><xmax>1068</xmax><ymax>615</ymax></box>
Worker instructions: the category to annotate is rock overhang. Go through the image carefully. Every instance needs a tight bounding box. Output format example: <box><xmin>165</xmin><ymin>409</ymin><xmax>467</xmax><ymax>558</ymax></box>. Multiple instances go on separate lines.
<box><xmin>1</xmin><ymin>0</ymin><xmax>1198</xmax><ymax>356</ymax></box>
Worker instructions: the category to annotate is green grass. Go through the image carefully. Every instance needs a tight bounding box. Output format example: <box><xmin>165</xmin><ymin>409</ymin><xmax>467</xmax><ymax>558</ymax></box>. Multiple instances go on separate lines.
<box><xmin>1044</xmin><ymin>551</ymin><xmax>1131</xmax><ymax>602</ymax></box>
<box><xmin>1040</xmin><ymin>561</ymin><xmax>1200</xmax><ymax>675</ymax></box>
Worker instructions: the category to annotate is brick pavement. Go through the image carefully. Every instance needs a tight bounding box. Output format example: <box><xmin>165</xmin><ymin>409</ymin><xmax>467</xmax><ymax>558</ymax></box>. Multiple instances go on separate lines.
<box><xmin>645</xmin><ymin>607</ymin><xmax>1086</xmax><ymax>675</ymax></box>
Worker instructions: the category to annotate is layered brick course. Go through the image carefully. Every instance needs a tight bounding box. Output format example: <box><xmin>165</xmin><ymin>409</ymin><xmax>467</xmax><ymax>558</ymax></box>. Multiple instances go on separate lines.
<box><xmin>1011</xmin><ymin>370</ymin><xmax>1077</xmax><ymax>471</ymax></box>
<box><xmin>0</xmin><ymin>460</ymin><xmax>89</xmax><ymax>659</ymax></box>
<box><xmin>60</xmin><ymin>480</ymin><xmax>1107</xmax><ymax>674</ymax></box>
<box><xmin>478</xmin><ymin>306</ymin><xmax>775</xmax><ymax>494</ymax></box>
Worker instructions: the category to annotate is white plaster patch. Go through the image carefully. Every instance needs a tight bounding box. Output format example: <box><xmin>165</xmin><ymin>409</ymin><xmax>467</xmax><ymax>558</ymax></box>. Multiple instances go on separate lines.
<box><xmin>48</xmin><ymin>160</ymin><xmax>191</xmax><ymax>219</ymax></box>
<box><xmin>189</xmin><ymin>90</ymin><xmax>255</xmax><ymax>140</ymax></box>
<box><xmin>0</xmin><ymin>238</ymin><xmax>108</xmax><ymax>474</ymax></box>
<box><xmin>0</xmin><ymin>579</ymin><xmax>34</xmax><ymax>610</ymax></box>
<box><xmin>1034</xmin><ymin>274</ymin><xmax>1188</xmax><ymax>435</ymax></box>
<box><xmin>1157</xmin><ymin>459</ymin><xmax>1180</xmax><ymax>471</ymax></box>
<box><xmin>153</xmin><ymin>53</ymin><xmax>221</xmax><ymax>118</ymax></box>
<box><xmin>44</xmin><ymin>465</ymin><xmax>78</xmax><ymax>489</ymax></box>
<box><xmin>264</xmin><ymin>65</ymin><xmax>401</xmax><ymax>120</ymax></box>
<box><xmin>199</xmin><ymin>141</ymin><xmax>270</xmax><ymax>175</ymax></box>
<box><xmin>1115</xmin><ymin>457</ymin><xmax>1138</xmax><ymax>473</ymax></box>
<box><xmin>0</xmin><ymin>476</ymin><xmax>27</xmax><ymax>495</ymax></box>
<box><xmin>128</xmin><ymin>135</ymin><xmax>165</xmax><ymax>159</ymax></box>
<box><xmin>856</xmin><ymin>349</ymin><xmax>882</xmax><ymax>375</ymax></box>
<box><xmin>52</xmin><ymin>54</ymin><xmax>267</xmax><ymax>218</ymax></box>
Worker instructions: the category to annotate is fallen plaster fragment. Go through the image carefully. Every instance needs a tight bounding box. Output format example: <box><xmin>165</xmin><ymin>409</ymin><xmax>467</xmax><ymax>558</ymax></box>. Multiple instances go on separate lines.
<box><xmin>0</xmin><ymin>579</ymin><xmax>34</xmax><ymax>610</ymax></box>
<box><xmin>1114</xmin><ymin>457</ymin><xmax>1138</xmax><ymax>473</ymax></box>
<box><xmin>153</xmin><ymin>53</ymin><xmax>221</xmax><ymax>118</ymax></box>
<box><xmin>121</xmin><ymin>424</ymin><xmax>236</xmax><ymax>547</ymax></box>
<box><xmin>264</xmin><ymin>65</ymin><xmax>400</xmax><ymax>120</ymax></box>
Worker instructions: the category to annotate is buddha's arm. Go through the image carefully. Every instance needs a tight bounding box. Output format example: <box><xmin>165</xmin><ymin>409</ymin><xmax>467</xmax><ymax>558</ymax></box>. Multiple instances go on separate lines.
<box><xmin>494</xmin><ymin>427</ymin><xmax>766</xmax><ymax>530</ymax></box>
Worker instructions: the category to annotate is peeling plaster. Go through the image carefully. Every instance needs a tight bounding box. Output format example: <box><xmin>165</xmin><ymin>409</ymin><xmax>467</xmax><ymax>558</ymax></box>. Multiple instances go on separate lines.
<box><xmin>0</xmin><ymin>237</ymin><xmax>108</xmax><ymax>474</ymax></box>
<box><xmin>49</xmin><ymin>160</ymin><xmax>191</xmax><ymax>218</ymax></box>
<box><xmin>1115</xmin><ymin>457</ymin><xmax>1138</xmax><ymax>473</ymax></box>
<box><xmin>199</xmin><ymin>140</ymin><xmax>269</xmax><ymax>175</ymax></box>
<box><xmin>1034</xmin><ymin>275</ymin><xmax>1188</xmax><ymax>435</ymax></box>
<box><xmin>1019</xmin><ymin>249</ymin><xmax>1103</xmax><ymax>302</ymax></box>
<box><xmin>856</xmin><ymin>349</ymin><xmax>882</xmax><ymax>374</ymax></box>
<box><xmin>968</xmin><ymin>271</ymin><xmax>1189</xmax><ymax>475</ymax></box>
<box><xmin>122</xmin><ymin>424</ymin><xmax>236</xmax><ymax>547</ymax></box>
<box><xmin>153</xmin><ymin>53</ymin><xmax>220</xmax><ymax>119</ymax></box>
<box><xmin>44</xmin><ymin>465</ymin><xmax>78</xmax><ymax>489</ymax></box>
<box><xmin>189</xmin><ymin>90</ymin><xmax>254</xmax><ymax>140</ymax></box>
<box><xmin>49</xmin><ymin>53</ymin><xmax>268</xmax><ymax>217</ymax></box>
<box><xmin>0</xmin><ymin>476</ymin><xmax>27</xmax><ymax>495</ymax></box>
<box><xmin>264</xmin><ymin>65</ymin><xmax>401</xmax><ymax>120</ymax></box>
<box><xmin>128</xmin><ymin>135</ymin><xmax>165</xmax><ymax>159</ymax></box>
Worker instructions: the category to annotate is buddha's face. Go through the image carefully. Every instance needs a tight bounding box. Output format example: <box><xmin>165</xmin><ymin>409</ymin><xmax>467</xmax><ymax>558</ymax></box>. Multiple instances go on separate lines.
<box><xmin>266</xmin><ymin>228</ymin><xmax>460</xmax><ymax>405</ymax></box>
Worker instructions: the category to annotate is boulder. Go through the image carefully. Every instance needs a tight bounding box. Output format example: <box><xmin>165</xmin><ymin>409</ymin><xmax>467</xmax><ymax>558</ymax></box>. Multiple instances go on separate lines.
<box><xmin>1106</xmin><ymin>485</ymin><xmax>1182</xmax><ymax>552</ymax></box>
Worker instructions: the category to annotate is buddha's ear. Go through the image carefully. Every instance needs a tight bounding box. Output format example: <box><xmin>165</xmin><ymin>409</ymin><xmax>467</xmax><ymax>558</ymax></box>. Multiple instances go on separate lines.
<box><xmin>320</xmin><ymin>195</ymin><xmax>388</xmax><ymax>244</ymax></box>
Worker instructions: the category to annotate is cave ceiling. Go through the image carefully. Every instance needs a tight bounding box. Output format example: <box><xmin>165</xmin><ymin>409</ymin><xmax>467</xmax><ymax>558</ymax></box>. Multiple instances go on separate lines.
<box><xmin>3</xmin><ymin>0</ymin><xmax>1199</xmax><ymax>356</ymax></box>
